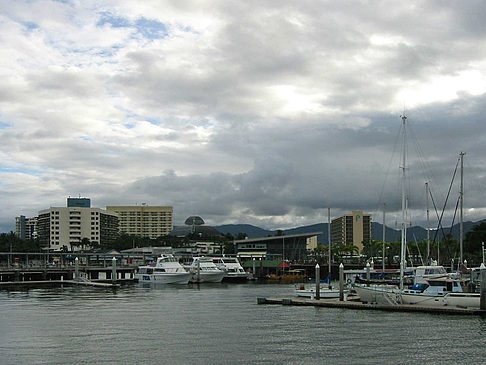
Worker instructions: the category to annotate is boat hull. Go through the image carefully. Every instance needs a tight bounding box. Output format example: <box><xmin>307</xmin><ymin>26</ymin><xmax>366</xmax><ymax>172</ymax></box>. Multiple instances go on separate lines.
<box><xmin>222</xmin><ymin>273</ymin><xmax>249</xmax><ymax>282</ymax></box>
<box><xmin>135</xmin><ymin>272</ymin><xmax>191</xmax><ymax>285</ymax></box>
<box><xmin>355</xmin><ymin>285</ymin><xmax>481</xmax><ymax>308</ymax></box>
<box><xmin>190</xmin><ymin>271</ymin><xmax>225</xmax><ymax>283</ymax></box>
<box><xmin>354</xmin><ymin>285</ymin><xmax>401</xmax><ymax>304</ymax></box>
<box><xmin>295</xmin><ymin>287</ymin><xmax>349</xmax><ymax>298</ymax></box>
<box><xmin>443</xmin><ymin>293</ymin><xmax>480</xmax><ymax>308</ymax></box>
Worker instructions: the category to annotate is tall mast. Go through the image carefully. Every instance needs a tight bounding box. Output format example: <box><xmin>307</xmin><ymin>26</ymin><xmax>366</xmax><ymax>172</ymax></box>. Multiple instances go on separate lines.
<box><xmin>426</xmin><ymin>182</ymin><xmax>430</xmax><ymax>263</ymax></box>
<box><xmin>328</xmin><ymin>208</ymin><xmax>332</xmax><ymax>289</ymax></box>
<box><xmin>459</xmin><ymin>151</ymin><xmax>465</xmax><ymax>265</ymax></box>
<box><xmin>382</xmin><ymin>203</ymin><xmax>386</xmax><ymax>272</ymax></box>
<box><xmin>400</xmin><ymin>115</ymin><xmax>408</xmax><ymax>290</ymax></box>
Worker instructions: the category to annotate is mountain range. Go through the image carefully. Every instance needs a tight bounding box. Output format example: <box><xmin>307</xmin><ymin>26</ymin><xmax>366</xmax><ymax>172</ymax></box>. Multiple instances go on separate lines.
<box><xmin>214</xmin><ymin>219</ymin><xmax>486</xmax><ymax>244</ymax></box>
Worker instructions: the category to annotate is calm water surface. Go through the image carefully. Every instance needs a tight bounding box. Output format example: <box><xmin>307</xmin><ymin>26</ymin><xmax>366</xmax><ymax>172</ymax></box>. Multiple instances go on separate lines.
<box><xmin>1</xmin><ymin>282</ymin><xmax>486</xmax><ymax>364</ymax></box>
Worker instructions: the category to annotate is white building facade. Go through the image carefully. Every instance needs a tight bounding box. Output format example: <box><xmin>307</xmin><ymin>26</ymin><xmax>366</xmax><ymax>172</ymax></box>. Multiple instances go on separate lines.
<box><xmin>37</xmin><ymin>207</ymin><xmax>118</xmax><ymax>251</ymax></box>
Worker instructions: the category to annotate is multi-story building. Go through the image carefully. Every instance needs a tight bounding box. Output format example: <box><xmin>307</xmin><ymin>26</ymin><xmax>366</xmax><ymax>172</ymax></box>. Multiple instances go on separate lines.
<box><xmin>15</xmin><ymin>215</ymin><xmax>38</xmax><ymax>240</ymax></box>
<box><xmin>37</xmin><ymin>203</ymin><xmax>118</xmax><ymax>251</ymax></box>
<box><xmin>105</xmin><ymin>205</ymin><xmax>173</xmax><ymax>239</ymax></box>
<box><xmin>15</xmin><ymin>215</ymin><xmax>26</xmax><ymax>240</ymax></box>
<box><xmin>331</xmin><ymin>210</ymin><xmax>371</xmax><ymax>252</ymax></box>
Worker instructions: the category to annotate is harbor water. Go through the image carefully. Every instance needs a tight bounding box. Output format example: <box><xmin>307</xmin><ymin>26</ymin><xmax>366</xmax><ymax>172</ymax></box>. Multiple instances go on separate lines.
<box><xmin>1</xmin><ymin>282</ymin><xmax>486</xmax><ymax>364</ymax></box>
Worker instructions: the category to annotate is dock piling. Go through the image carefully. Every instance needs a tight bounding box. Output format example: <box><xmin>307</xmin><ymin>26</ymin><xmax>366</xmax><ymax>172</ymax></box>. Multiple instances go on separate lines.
<box><xmin>339</xmin><ymin>263</ymin><xmax>344</xmax><ymax>301</ymax></box>
<box><xmin>480</xmin><ymin>263</ymin><xmax>486</xmax><ymax>310</ymax></box>
<box><xmin>315</xmin><ymin>264</ymin><xmax>320</xmax><ymax>300</ymax></box>
<box><xmin>366</xmin><ymin>262</ymin><xmax>370</xmax><ymax>287</ymax></box>
<box><xmin>75</xmin><ymin>257</ymin><xmax>79</xmax><ymax>280</ymax></box>
<box><xmin>112</xmin><ymin>257</ymin><xmax>117</xmax><ymax>283</ymax></box>
<box><xmin>197</xmin><ymin>259</ymin><xmax>200</xmax><ymax>283</ymax></box>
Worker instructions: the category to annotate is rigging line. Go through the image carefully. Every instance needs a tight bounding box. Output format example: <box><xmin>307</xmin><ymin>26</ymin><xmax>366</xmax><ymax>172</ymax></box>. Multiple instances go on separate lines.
<box><xmin>377</xmin><ymin>120</ymin><xmax>403</xmax><ymax>208</ymax></box>
<box><xmin>444</xmin><ymin>195</ymin><xmax>461</xmax><ymax>261</ymax></box>
<box><xmin>406</xmin><ymin>240</ymin><xmax>413</xmax><ymax>267</ymax></box>
<box><xmin>449</xmin><ymin>195</ymin><xmax>460</xmax><ymax>237</ymax></box>
<box><xmin>412</xmin><ymin>234</ymin><xmax>425</xmax><ymax>266</ymax></box>
<box><xmin>432</xmin><ymin>156</ymin><xmax>460</xmax><ymax>244</ymax></box>
<box><xmin>428</xmin><ymin>187</ymin><xmax>446</xmax><ymax>243</ymax></box>
<box><xmin>408</xmin><ymin>122</ymin><xmax>433</xmax><ymax>183</ymax></box>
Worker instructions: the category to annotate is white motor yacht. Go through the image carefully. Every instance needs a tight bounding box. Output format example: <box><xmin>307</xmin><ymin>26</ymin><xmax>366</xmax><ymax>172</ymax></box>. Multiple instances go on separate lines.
<box><xmin>212</xmin><ymin>257</ymin><xmax>249</xmax><ymax>282</ymax></box>
<box><xmin>135</xmin><ymin>254</ymin><xmax>191</xmax><ymax>285</ymax></box>
<box><xmin>185</xmin><ymin>257</ymin><xmax>225</xmax><ymax>283</ymax></box>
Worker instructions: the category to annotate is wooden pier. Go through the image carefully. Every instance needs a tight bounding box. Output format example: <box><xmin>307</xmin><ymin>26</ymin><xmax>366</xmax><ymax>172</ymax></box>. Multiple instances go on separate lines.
<box><xmin>257</xmin><ymin>297</ymin><xmax>486</xmax><ymax>316</ymax></box>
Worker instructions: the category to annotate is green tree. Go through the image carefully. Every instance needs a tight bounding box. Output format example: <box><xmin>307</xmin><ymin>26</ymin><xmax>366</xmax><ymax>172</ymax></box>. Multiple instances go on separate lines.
<box><xmin>236</xmin><ymin>233</ymin><xmax>248</xmax><ymax>240</ymax></box>
<box><xmin>80</xmin><ymin>238</ymin><xmax>91</xmax><ymax>251</ymax></box>
<box><xmin>223</xmin><ymin>240</ymin><xmax>235</xmax><ymax>254</ymax></box>
<box><xmin>464</xmin><ymin>222</ymin><xmax>486</xmax><ymax>264</ymax></box>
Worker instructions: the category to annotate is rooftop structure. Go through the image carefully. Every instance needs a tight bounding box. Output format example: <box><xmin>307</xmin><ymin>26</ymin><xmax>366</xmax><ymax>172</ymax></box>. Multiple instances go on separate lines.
<box><xmin>234</xmin><ymin>232</ymin><xmax>321</xmax><ymax>262</ymax></box>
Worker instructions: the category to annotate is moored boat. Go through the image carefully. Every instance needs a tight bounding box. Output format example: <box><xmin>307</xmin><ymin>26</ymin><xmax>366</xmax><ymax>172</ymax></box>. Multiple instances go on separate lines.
<box><xmin>135</xmin><ymin>254</ymin><xmax>191</xmax><ymax>285</ymax></box>
<box><xmin>185</xmin><ymin>256</ymin><xmax>225</xmax><ymax>283</ymax></box>
<box><xmin>295</xmin><ymin>284</ymin><xmax>349</xmax><ymax>299</ymax></box>
<box><xmin>212</xmin><ymin>257</ymin><xmax>249</xmax><ymax>282</ymax></box>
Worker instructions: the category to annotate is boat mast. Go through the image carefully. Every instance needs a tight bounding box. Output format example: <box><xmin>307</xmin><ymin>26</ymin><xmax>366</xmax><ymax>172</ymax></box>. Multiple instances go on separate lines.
<box><xmin>382</xmin><ymin>203</ymin><xmax>386</xmax><ymax>272</ymax></box>
<box><xmin>328</xmin><ymin>207</ymin><xmax>332</xmax><ymax>289</ymax></box>
<box><xmin>400</xmin><ymin>115</ymin><xmax>408</xmax><ymax>291</ymax></box>
<box><xmin>426</xmin><ymin>182</ymin><xmax>430</xmax><ymax>263</ymax></box>
<box><xmin>459</xmin><ymin>151</ymin><xmax>465</xmax><ymax>266</ymax></box>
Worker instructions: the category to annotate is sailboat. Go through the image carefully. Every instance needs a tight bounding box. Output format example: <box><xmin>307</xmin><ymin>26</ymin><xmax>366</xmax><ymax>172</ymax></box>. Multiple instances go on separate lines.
<box><xmin>354</xmin><ymin>118</ymin><xmax>480</xmax><ymax>308</ymax></box>
<box><xmin>295</xmin><ymin>208</ymin><xmax>350</xmax><ymax>299</ymax></box>
<box><xmin>353</xmin><ymin>115</ymin><xmax>410</xmax><ymax>304</ymax></box>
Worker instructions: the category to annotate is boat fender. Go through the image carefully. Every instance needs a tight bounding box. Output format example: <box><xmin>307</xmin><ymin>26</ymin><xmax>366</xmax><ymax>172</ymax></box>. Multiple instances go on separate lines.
<box><xmin>347</xmin><ymin>279</ymin><xmax>352</xmax><ymax>284</ymax></box>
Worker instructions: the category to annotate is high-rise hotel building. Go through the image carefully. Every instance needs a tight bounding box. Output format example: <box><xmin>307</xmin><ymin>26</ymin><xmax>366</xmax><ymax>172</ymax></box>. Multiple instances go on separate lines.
<box><xmin>15</xmin><ymin>215</ymin><xmax>38</xmax><ymax>240</ymax></box>
<box><xmin>105</xmin><ymin>205</ymin><xmax>173</xmax><ymax>239</ymax></box>
<box><xmin>331</xmin><ymin>210</ymin><xmax>371</xmax><ymax>252</ymax></box>
<box><xmin>37</xmin><ymin>198</ymin><xmax>118</xmax><ymax>251</ymax></box>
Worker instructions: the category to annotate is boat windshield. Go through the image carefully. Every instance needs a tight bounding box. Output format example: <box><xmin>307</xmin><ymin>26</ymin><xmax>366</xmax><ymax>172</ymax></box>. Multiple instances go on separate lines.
<box><xmin>424</xmin><ymin>267</ymin><xmax>447</xmax><ymax>275</ymax></box>
<box><xmin>223</xmin><ymin>259</ymin><xmax>237</xmax><ymax>263</ymax></box>
<box><xmin>160</xmin><ymin>256</ymin><xmax>178</xmax><ymax>262</ymax></box>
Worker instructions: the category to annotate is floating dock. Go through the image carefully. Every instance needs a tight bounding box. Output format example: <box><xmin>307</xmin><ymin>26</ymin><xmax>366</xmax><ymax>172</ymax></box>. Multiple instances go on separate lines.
<box><xmin>257</xmin><ymin>297</ymin><xmax>486</xmax><ymax>316</ymax></box>
<box><xmin>0</xmin><ymin>279</ymin><xmax>123</xmax><ymax>289</ymax></box>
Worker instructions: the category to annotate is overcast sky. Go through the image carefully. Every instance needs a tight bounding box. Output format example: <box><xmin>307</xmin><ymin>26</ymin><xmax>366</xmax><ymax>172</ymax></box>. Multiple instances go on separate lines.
<box><xmin>1</xmin><ymin>0</ymin><xmax>486</xmax><ymax>232</ymax></box>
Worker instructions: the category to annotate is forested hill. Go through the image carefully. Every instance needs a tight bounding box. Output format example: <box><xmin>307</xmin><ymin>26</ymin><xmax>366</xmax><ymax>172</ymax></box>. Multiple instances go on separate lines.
<box><xmin>215</xmin><ymin>219</ymin><xmax>486</xmax><ymax>244</ymax></box>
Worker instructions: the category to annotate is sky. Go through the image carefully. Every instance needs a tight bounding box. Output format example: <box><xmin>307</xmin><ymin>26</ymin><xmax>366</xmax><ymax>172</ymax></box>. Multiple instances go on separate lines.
<box><xmin>1</xmin><ymin>0</ymin><xmax>486</xmax><ymax>233</ymax></box>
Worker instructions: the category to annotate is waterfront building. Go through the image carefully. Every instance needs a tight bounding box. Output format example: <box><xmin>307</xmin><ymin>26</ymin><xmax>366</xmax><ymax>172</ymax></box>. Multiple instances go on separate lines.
<box><xmin>15</xmin><ymin>216</ymin><xmax>38</xmax><ymax>240</ymax></box>
<box><xmin>234</xmin><ymin>232</ymin><xmax>321</xmax><ymax>262</ymax></box>
<box><xmin>105</xmin><ymin>204</ymin><xmax>173</xmax><ymax>239</ymax></box>
<box><xmin>37</xmin><ymin>201</ymin><xmax>118</xmax><ymax>251</ymax></box>
<box><xmin>331</xmin><ymin>210</ymin><xmax>371</xmax><ymax>252</ymax></box>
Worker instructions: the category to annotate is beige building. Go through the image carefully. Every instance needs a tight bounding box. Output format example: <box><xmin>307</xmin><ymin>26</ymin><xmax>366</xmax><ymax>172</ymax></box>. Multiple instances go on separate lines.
<box><xmin>331</xmin><ymin>210</ymin><xmax>371</xmax><ymax>252</ymax></box>
<box><xmin>105</xmin><ymin>205</ymin><xmax>173</xmax><ymax>239</ymax></box>
<box><xmin>37</xmin><ymin>207</ymin><xmax>118</xmax><ymax>251</ymax></box>
<box><xmin>15</xmin><ymin>215</ymin><xmax>38</xmax><ymax>240</ymax></box>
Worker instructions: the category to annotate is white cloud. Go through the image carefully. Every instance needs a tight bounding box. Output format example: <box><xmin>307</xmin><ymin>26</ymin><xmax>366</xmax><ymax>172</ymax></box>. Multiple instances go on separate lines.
<box><xmin>1</xmin><ymin>0</ymin><xmax>486</xmax><ymax>232</ymax></box>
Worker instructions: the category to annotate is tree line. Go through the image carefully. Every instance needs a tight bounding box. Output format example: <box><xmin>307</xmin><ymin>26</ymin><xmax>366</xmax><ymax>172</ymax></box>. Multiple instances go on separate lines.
<box><xmin>312</xmin><ymin>222</ymin><xmax>486</xmax><ymax>267</ymax></box>
<box><xmin>0</xmin><ymin>230</ymin><xmax>250</xmax><ymax>255</ymax></box>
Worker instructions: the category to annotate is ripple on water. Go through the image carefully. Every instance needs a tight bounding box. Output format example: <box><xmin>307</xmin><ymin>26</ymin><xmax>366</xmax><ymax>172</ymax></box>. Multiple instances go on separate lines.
<box><xmin>1</xmin><ymin>284</ymin><xmax>486</xmax><ymax>364</ymax></box>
